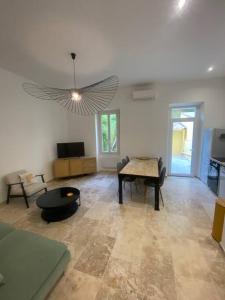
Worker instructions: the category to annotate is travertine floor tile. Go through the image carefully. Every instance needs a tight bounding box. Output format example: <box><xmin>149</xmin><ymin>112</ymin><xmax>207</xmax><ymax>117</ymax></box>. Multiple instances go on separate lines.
<box><xmin>111</xmin><ymin>223</ymin><xmax>145</xmax><ymax>264</ymax></box>
<box><xmin>48</xmin><ymin>269</ymin><xmax>102</xmax><ymax>300</ymax></box>
<box><xmin>175</xmin><ymin>276</ymin><xmax>221</xmax><ymax>300</ymax></box>
<box><xmin>0</xmin><ymin>173</ymin><xmax>224</xmax><ymax>300</ymax></box>
<box><xmin>84</xmin><ymin>201</ymin><xmax>116</xmax><ymax>221</ymax></box>
<box><xmin>171</xmin><ymin>239</ymin><xmax>212</xmax><ymax>281</ymax></box>
<box><xmin>65</xmin><ymin>217</ymin><xmax>100</xmax><ymax>263</ymax></box>
<box><xmin>74</xmin><ymin>234</ymin><xmax>115</xmax><ymax>277</ymax></box>
<box><xmin>95</xmin><ymin>283</ymin><xmax>148</xmax><ymax>300</ymax></box>
<box><xmin>102</xmin><ymin>257</ymin><xmax>141</xmax><ymax>295</ymax></box>
<box><xmin>140</xmin><ymin>241</ymin><xmax>177</xmax><ymax>299</ymax></box>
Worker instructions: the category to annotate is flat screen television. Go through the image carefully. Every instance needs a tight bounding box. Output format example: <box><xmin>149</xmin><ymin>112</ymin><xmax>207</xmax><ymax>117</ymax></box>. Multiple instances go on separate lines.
<box><xmin>57</xmin><ymin>142</ymin><xmax>85</xmax><ymax>158</ymax></box>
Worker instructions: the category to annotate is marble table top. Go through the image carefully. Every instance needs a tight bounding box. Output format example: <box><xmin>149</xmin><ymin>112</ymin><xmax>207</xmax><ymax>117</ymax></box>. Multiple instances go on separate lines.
<box><xmin>120</xmin><ymin>158</ymin><xmax>159</xmax><ymax>178</ymax></box>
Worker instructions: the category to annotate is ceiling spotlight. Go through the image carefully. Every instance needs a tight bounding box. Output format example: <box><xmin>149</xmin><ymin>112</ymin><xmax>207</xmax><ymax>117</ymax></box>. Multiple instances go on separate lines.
<box><xmin>207</xmin><ymin>66</ymin><xmax>214</xmax><ymax>72</ymax></box>
<box><xmin>177</xmin><ymin>0</ymin><xmax>186</xmax><ymax>10</ymax></box>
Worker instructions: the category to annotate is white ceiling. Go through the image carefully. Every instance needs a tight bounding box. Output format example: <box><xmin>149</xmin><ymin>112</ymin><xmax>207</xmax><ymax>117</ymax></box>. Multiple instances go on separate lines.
<box><xmin>0</xmin><ymin>0</ymin><xmax>225</xmax><ymax>87</ymax></box>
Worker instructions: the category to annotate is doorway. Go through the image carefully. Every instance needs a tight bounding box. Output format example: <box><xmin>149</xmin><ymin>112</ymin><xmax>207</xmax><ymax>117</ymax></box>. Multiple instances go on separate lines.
<box><xmin>168</xmin><ymin>106</ymin><xmax>198</xmax><ymax>176</ymax></box>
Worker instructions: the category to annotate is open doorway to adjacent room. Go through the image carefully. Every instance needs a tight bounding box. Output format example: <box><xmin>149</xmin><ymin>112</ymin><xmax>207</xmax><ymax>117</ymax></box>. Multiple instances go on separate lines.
<box><xmin>168</xmin><ymin>105</ymin><xmax>200</xmax><ymax>177</ymax></box>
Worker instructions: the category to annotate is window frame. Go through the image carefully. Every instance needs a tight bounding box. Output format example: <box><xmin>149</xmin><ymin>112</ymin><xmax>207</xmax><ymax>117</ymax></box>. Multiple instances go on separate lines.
<box><xmin>98</xmin><ymin>110</ymin><xmax>120</xmax><ymax>155</ymax></box>
<box><xmin>171</xmin><ymin>106</ymin><xmax>196</xmax><ymax>119</ymax></box>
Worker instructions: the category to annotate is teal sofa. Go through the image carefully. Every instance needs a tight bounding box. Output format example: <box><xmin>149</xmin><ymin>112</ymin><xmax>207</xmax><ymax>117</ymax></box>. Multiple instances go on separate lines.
<box><xmin>0</xmin><ymin>222</ymin><xmax>70</xmax><ymax>300</ymax></box>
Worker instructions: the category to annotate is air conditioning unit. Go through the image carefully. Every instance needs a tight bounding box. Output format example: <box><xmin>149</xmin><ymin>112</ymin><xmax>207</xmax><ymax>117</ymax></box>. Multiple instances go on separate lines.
<box><xmin>132</xmin><ymin>88</ymin><xmax>155</xmax><ymax>101</ymax></box>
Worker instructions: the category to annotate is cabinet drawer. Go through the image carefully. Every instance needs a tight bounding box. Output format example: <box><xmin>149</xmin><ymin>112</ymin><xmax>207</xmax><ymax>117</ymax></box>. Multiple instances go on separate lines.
<box><xmin>70</xmin><ymin>159</ymin><xmax>83</xmax><ymax>175</ymax></box>
<box><xmin>83</xmin><ymin>159</ymin><xmax>97</xmax><ymax>173</ymax></box>
<box><xmin>54</xmin><ymin>160</ymin><xmax>69</xmax><ymax>178</ymax></box>
<box><xmin>54</xmin><ymin>157</ymin><xmax>97</xmax><ymax>178</ymax></box>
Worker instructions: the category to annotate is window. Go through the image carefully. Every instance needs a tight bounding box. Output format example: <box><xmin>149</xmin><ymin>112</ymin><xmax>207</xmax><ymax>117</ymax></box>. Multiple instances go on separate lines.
<box><xmin>98</xmin><ymin>110</ymin><xmax>120</xmax><ymax>154</ymax></box>
<box><xmin>171</xmin><ymin>107</ymin><xmax>196</xmax><ymax>119</ymax></box>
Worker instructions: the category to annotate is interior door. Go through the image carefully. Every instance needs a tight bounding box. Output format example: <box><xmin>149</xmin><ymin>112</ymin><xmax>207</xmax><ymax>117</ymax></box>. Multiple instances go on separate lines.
<box><xmin>168</xmin><ymin>106</ymin><xmax>198</xmax><ymax>177</ymax></box>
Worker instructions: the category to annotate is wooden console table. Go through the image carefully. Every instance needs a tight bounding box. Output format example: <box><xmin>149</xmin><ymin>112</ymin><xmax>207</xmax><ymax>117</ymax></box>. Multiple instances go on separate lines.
<box><xmin>53</xmin><ymin>157</ymin><xmax>97</xmax><ymax>178</ymax></box>
<box><xmin>212</xmin><ymin>198</ymin><xmax>225</xmax><ymax>242</ymax></box>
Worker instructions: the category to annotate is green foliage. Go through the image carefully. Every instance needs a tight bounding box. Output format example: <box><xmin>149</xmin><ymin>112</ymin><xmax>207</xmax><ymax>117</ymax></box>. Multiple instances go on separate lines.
<box><xmin>110</xmin><ymin>114</ymin><xmax>117</xmax><ymax>152</ymax></box>
<box><xmin>101</xmin><ymin>114</ymin><xmax>109</xmax><ymax>152</ymax></box>
<box><xmin>101</xmin><ymin>113</ymin><xmax>118</xmax><ymax>152</ymax></box>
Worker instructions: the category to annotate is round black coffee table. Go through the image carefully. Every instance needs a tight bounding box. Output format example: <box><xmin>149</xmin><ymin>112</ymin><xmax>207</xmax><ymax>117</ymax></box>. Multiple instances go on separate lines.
<box><xmin>36</xmin><ymin>187</ymin><xmax>80</xmax><ymax>222</ymax></box>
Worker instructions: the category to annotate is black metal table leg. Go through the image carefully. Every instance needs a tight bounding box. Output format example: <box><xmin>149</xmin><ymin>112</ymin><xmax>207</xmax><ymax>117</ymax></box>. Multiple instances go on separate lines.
<box><xmin>118</xmin><ymin>174</ymin><xmax>123</xmax><ymax>204</ymax></box>
<box><xmin>155</xmin><ymin>183</ymin><xmax>160</xmax><ymax>211</ymax></box>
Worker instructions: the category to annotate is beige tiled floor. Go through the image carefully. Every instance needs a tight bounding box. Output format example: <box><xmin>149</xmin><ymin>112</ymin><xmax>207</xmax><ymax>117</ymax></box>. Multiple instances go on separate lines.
<box><xmin>0</xmin><ymin>173</ymin><xmax>225</xmax><ymax>299</ymax></box>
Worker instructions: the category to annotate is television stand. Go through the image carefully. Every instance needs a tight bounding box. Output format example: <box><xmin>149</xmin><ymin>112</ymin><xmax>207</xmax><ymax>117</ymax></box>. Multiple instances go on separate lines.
<box><xmin>53</xmin><ymin>157</ymin><xmax>97</xmax><ymax>178</ymax></box>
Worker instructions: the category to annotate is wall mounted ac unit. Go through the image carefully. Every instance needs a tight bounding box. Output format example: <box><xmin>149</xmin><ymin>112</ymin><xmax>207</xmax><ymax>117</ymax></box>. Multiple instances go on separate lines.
<box><xmin>132</xmin><ymin>88</ymin><xmax>155</xmax><ymax>101</ymax></box>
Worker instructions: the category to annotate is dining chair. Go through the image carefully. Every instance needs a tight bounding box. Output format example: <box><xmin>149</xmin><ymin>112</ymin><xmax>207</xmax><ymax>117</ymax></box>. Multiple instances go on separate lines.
<box><xmin>122</xmin><ymin>158</ymin><xmax>127</xmax><ymax>166</ymax></box>
<box><xmin>158</xmin><ymin>157</ymin><xmax>163</xmax><ymax>173</ymax></box>
<box><xmin>117</xmin><ymin>162</ymin><xmax>123</xmax><ymax>173</ymax></box>
<box><xmin>144</xmin><ymin>167</ymin><xmax>166</xmax><ymax>207</ymax></box>
<box><xmin>125</xmin><ymin>156</ymin><xmax>130</xmax><ymax>163</ymax></box>
<box><xmin>117</xmin><ymin>161</ymin><xmax>136</xmax><ymax>199</ymax></box>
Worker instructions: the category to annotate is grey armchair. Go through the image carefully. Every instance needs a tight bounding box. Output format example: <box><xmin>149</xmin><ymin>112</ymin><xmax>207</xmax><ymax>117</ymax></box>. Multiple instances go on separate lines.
<box><xmin>5</xmin><ymin>170</ymin><xmax>47</xmax><ymax>208</ymax></box>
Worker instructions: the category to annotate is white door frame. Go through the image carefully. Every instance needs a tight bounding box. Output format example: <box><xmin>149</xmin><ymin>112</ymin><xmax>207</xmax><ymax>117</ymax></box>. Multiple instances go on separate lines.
<box><xmin>168</xmin><ymin>107</ymin><xmax>199</xmax><ymax>177</ymax></box>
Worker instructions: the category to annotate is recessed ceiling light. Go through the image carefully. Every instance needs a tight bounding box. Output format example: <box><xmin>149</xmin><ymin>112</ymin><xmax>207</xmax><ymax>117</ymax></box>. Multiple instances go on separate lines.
<box><xmin>177</xmin><ymin>0</ymin><xmax>186</xmax><ymax>10</ymax></box>
<box><xmin>207</xmin><ymin>66</ymin><xmax>214</xmax><ymax>72</ymax></box>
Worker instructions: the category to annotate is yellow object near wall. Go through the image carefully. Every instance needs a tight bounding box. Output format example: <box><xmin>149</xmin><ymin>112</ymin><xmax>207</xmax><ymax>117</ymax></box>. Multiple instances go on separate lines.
<box><xmin>172</xmin><ymin>129</ymin><xmax>186</xmax><ymax>155</ymax></box>
<box><xmin>212</xmin><ymin>198</ymin><xmax>225</xmax><ymax>242</ymax></box>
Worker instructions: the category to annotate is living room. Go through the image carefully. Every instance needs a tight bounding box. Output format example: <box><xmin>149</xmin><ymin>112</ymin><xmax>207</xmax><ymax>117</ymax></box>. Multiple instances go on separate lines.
<box><xmin>0</xmin><ymin>1</ymin><xmax>225</xmax><ymax>299</ymax></box>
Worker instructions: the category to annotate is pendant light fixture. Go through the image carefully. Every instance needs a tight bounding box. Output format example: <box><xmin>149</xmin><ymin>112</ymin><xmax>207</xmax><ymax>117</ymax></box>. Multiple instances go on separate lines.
<box><xmin>23</xmin><ymin>53</ymin><xmax>119</xmax><ymax>115</ymax></box>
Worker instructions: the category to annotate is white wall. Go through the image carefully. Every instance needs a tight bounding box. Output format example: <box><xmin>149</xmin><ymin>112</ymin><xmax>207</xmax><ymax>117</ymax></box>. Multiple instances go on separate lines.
<box><xmin>1</xmin><ymin>69</ymin><xmax>224</xmax><ymax>204</ymax></box>
<box><xmin>68</xmin><ymin>114</ymin><xmax>97</xmax><ymax>156</ymax></box>
<box><xmin>68</xmin><ymin>77</ymin><xmax>225</xmax><ymax>171</ymax></box>
<box><xmin>0</xmin><ymin>67</ymin><xmax>69</xmax><ymax>203</ymax></box>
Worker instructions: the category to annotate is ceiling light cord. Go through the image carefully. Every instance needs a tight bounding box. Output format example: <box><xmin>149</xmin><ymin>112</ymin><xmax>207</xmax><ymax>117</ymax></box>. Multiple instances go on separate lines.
<box><xmin>73</xmin><ymin>59</ymin><xmax>76</xmax><ymax>89</ymax></box>
<box><xmin>70</xmin><ymin>52</ymin><xmax>77</xmax><ymax>89</ymax></box>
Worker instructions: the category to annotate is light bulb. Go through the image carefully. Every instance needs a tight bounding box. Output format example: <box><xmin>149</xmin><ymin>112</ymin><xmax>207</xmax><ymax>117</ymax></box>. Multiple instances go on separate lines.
<box><xmin>177</xmin><ymin>0</ymin><xmax>186</xmax><ymax>10</ymax></box>
<box><xmin>207</xmin><ymin>66</ymin><xmax>214</xmax><ymax>73</ymax></box>
<box><xmin>71</xmin><ymin>91</ymin><xmax>82</xmax><ymax>101</ymax></box>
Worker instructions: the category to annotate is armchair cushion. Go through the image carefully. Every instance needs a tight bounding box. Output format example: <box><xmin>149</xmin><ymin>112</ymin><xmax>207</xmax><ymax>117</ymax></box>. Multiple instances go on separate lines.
<box><xmin>10</xmin><ymin>182</ymin><xmax>47</xmax><ymax>197</ymax></box>
<box><xmin>19</xmin><ymin>172</ymin><xmax>37</xmax><ymax>185</ymax></box>
<box><xmin>5</xmin><ymin>170</ymin><xmax>27</xmax><ymax>185</ymax></box>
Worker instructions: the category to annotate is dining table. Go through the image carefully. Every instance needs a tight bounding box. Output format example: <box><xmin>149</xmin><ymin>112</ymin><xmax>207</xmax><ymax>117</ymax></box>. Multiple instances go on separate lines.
<box><xmin>118</xmin><ymin>157</ymin><xmax>160</xmax><ymax>210</ymax></box>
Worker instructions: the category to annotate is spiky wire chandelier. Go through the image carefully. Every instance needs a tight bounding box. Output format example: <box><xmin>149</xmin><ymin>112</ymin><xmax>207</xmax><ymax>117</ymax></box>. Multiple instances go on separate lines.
<box><xmin>22</xmin><ymin>53</ymin><xmax>119</xmax><ymax>115</ymax></box>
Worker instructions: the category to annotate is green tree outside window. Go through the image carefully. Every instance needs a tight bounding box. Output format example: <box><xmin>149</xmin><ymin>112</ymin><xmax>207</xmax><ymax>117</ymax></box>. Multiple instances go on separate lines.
<box><xmin>100</xmin><ymin>112</ymin><xmax>118</xmax><ymax>153</ymax></box>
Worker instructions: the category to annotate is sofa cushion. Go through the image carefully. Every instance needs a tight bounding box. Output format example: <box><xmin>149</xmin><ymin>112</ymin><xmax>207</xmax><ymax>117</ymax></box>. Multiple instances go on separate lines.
<box><xmin>10</xmin><ymin>182</ymin><xmax>47</xmax><ymax>196</ymax></box>
<box><xmin>0</xmin><ymin>223</ymin><xmax>14</xmax><ymax>240</ymax></box>
<box><xmin>0</xmin><ymin>273</ymin><xmax>4</xmax><ymax>286</ymax></box>
<box><xmin>31</xmin><ymin>251</ymin><xmax>69</xmax><ymax>300</ymax></box>
<box><xmin>0</xmin><ymin>229</ymin><xmax>70</xmax><ymax>300</ymax></box>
